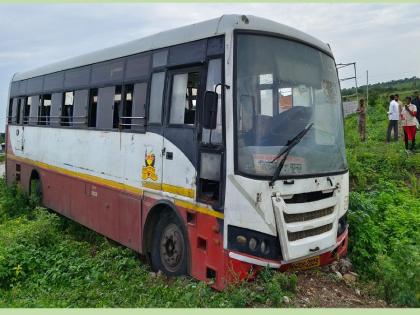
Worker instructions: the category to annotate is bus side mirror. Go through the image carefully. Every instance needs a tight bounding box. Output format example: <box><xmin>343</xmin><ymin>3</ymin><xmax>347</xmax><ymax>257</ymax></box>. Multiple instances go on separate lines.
<box><xmin>203</xmin><ymin>91</ymin><xmax>218</xmax><ymax>129</ymax></box>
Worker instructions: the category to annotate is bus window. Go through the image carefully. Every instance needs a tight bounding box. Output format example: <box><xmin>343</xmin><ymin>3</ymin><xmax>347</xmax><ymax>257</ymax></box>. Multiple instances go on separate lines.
<box><xmin>239</xmin><ymin>95</ymin><xmax>255</xmax><ymax>132</ymax></box>
<box><xmin>122</xmin><ymin>85</ymin><xmax>133</xmax><ymax>130</ymax></box>
<box><xmin>148</xmin><ymin>72</ymin><xmax>165</xmax><ymax>124</ymax></box>
<box><xmin>113</xmin><ymin>86</ymin><xmax>122</xmax><ymax>129</ymax></box>
<box><xmin>23</xmin><ymin>97</ymin><xmax>31</xmax><ymax>125</ymax></box>
<box><xmin>260</xmin><ymin>90</ymin><xmax>273</xmax><ymax>116</ymax></box>
<box><xmin>96</xmin><ymin>86</ymin><xmax>115</xmax><ymax>129</ymax></box>
<box><xmin>61</xmin><ymin>91</ymin><xmax>74</xmax><ymax>126</ymax></box>
<box><xmin>279</xmin><ymin>87</ymin><xmax>293</xmax><ymax>113</ymax></box>
<box><xmin>258</xmin><ymin>73</ymin><xmax>274</xmax><ymax>117</ymax></box>
<box><xmin>91</xmin><ymin>60</ymin><xmax>124</xmax><ymax>86</ymax></box>
<box><xmin>8</xmin><ymin>99</ymin><xmax>14</xmax><ymax>124</ymax></box>
<box><xmin>45</xmin><ymin>95</ymin><xmax>52</xmax><ymax>125</ymax></box>
<box><xmin>16</xmin><ymin>98</ymin><xmax>22</xmax><ymax>124</ymax></box>
<box><xmin>125</xmin><ymin>54</ymin><xmax>151</xmax><ymax>81</ymax></box>
<box><xmin>292</xmin><ymin>85</ymin><xmax>311</xmax><ymax>108</ymax></box>
<box><xmin>202</xmin><ymin>58</ymin><xmax>223</xmax><ymax>144</ymax></box>
<box><xmin>38</xmin><ymin>94</ymin><xmax>51</xmax><ymax>125</ymax></box>
<box><xmin>29</xmin><ymin>96</ymin><xmax>39</xmax><ymax>125</ymax></box>
<box><xmin>121</xmin><ymin>83</ymin><xmax>147</xmax><ymax>131</ymax></box>
<box><xmin>199</xmin><ymin>152</ymin><xmax>222</xmax><ymax>204</ymax></box>
<box><xmin>73</xmin><ymin>90</ymin><xmax>89</xmax><ymax>128</ymax></box>
<box><xmin>50</xmin><ymin>93</ymin><xmax>62</xmax><ymax>127</ymax></box>
<box><xmin>152</xmin><ymin>50</ymin><xmax>168</xmax><ymax>68</ymax></box>
<box><xmin>132</xmin><ymin>83</ymin><xmax>147</xmax><ymax>131</ymax></box>
<box><xmin>88</xmin><ymin>89</ymin><xmax>98</xmax><ymax>128</ymax></box>
<box><xmin>169</xmin><ymin>71</ymin><xmax>199</xmax><ymax>125</ymax></box>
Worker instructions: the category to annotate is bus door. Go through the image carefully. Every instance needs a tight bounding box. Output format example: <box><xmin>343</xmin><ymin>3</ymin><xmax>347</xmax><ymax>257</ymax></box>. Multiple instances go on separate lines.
<box><xmin>162</xmin><ymin>66</ymin><xmax>204</xmax><ymax>199</ymax></box>
<box><xmin>197</xmin><ymin>58</ymin><xmax>225</xmax><ymax>209</ymax></box>
<box><xmin>13</xmin><ymin>97</ymin><xmax>25</xmax><ymax>152</ymax></box>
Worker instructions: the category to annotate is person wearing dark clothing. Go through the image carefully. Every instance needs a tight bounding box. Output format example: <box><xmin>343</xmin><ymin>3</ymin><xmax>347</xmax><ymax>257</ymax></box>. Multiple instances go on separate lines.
<box><xmin>413</xmin><ymin>91</ymin><xmax>420</xmax><ymax>121</ymax></box>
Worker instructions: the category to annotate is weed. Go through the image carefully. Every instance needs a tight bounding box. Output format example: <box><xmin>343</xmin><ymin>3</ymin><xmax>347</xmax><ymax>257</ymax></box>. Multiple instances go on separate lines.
<box><xmin>345</xmin><ymin>98</ymin><xmax>420</xmax><ymax>307</ymax></box>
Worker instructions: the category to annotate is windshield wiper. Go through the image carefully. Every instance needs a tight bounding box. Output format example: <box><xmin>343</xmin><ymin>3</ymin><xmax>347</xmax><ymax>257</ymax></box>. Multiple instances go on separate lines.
<box><xmin>269</xmin><ymin>122</ymin><xmax>313</xmax><ymax>186</ymax></box>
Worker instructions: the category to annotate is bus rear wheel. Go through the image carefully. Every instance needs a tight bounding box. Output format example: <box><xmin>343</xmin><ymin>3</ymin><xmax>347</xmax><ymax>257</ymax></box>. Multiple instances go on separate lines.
<box><xmin>150</xmin><ymin>212</ymin><xmax>188</xmax><ymax>276</ymax></box>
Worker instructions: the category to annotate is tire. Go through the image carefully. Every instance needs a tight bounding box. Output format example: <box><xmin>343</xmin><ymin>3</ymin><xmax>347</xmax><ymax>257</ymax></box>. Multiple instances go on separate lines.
<box><xmin>150</xmin><ymin>212</ymin><xmax>188</xmax><ymax>276</ymax></box>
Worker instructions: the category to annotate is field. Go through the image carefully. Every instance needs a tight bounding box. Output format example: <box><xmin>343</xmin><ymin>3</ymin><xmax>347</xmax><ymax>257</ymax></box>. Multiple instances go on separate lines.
<box><xmin>345</xmin><ymin>95</ymin><xmax>420</xmax><ymax>307</ymax></box>
<box><xmin>0</xmin><ymin>93</ymin><xmax>419</xmax><ymax>307</ymax></box>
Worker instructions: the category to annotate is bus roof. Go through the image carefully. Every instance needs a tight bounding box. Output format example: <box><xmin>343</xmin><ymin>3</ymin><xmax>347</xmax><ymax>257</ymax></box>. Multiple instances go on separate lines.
<box><xmin>12</xmin><ymin>14</ymin><xmax>332</xmax><ymax>82</ymax></box>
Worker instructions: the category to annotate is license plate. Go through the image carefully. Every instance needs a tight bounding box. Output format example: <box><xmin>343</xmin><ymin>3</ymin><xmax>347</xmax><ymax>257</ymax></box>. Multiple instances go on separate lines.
<box><xmin>288</xmin><ymin>256</ymin><xmax>320</xmax><ymax>271</ymax></box>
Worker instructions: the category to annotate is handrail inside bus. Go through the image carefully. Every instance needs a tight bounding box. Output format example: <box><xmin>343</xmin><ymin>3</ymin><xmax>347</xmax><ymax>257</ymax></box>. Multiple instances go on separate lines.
<box><xmin>119</xmin><ymin>116</ymin><xmax>145</xmax><ymax>119</ymax></box>
<box><xmin>10</xmin><ymin>114</ymin><xmax>147</xmax><ymax>128</ymax></box>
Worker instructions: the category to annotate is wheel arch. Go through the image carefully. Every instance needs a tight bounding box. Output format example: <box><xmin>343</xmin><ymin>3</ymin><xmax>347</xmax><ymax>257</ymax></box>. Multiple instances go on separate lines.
<box><xmin>142</xmin><ymin>199</ymin><xmax>191</xmax><ymax>273</ymax></box>
<box><xmin>29</xmin><ymin>168</ymin><xmax>42</xmax><ymax>194</ymax></box>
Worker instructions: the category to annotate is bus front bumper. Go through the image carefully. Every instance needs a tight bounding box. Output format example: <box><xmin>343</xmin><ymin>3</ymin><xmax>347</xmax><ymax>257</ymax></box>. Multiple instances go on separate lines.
<box><xmin>226</xmin><ymin>226</ymin><xmax>348</xmax><ymax>272</ymax></box>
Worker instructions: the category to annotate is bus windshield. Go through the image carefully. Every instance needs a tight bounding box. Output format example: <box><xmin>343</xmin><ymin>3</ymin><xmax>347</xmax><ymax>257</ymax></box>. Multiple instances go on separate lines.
<box><xmin>235</xmin><ymin>34</ymin><xmax>347</xmax><ymax>178</ymax></box>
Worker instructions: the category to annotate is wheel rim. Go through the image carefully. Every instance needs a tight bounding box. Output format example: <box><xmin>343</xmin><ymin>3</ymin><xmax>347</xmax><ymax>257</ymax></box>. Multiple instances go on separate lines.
<box><xmin>159</xmin><ymin>223</ymin><xmax>184</xmax><ymax>273</ymax></box>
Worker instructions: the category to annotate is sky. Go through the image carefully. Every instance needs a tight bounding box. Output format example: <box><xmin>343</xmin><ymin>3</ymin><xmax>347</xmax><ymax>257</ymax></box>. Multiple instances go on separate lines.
<box><xmin>1</xmin><ymin>3</ymin><xmax>420</xmax><ymax>131</ymax></box>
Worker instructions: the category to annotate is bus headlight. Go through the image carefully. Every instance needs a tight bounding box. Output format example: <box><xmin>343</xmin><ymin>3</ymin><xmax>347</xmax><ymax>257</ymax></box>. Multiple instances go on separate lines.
<box><xmin>228</xmin><ymin>225</ymin><xmax>282</xmax><ymax>260</ymax></box>
<box><xmin>249</xmin><ymin>238</ymin><xmax>257</xmax><ymax>251</ymax></box>
<box><xmin>344</xmin><ymin>195</ymin><xmax>349</xmax><ymax>211</ymax></box>
<box><xmin>236</xmin><ymin>235</ymin><xmax>247</xmax><ymax>245</ymax></box>
<box><xmin>260</xmin><ymin>241</ymin><xmax>270</xmax><ymax>255</ymax></box>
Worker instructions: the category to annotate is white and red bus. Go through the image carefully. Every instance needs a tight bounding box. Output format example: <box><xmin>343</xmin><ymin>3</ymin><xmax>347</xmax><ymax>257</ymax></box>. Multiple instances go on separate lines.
<box><xmin>5</xmin><ymin>15</ymin><xmax>349</xmax><ymax>289</ymax></box>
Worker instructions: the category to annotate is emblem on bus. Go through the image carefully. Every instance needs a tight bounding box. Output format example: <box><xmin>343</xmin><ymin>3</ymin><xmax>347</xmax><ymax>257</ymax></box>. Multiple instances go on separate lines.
<box><xmin>142</xmin><ymin>150</ymin><xmax>158</xmax><ymax>181</ymax></box>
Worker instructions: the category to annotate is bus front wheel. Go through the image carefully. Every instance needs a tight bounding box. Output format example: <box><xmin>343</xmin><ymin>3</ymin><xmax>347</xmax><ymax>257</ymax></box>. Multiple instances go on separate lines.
<box><xmin>150</xmin><ymin>212</ymin><xmax>188</xmax><ymax>276</ymax></box>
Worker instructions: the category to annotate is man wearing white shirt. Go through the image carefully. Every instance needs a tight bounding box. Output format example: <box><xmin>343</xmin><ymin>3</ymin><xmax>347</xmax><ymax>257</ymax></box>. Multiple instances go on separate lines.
<box><xmin>386</xmin><ymin>94</ymin><xmax>399</xmax><ymax>142</ymax></box>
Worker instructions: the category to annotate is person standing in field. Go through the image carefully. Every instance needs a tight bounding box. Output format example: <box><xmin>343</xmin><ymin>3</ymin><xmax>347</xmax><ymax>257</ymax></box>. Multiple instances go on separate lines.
<box><xmin>387</xmin><ymin>94</ymin><xmax>399</xmax><ymax>142</ymax></box>
<box><xmin>412</xmin><ymin>91</ymin><xmax>420</xmax><ymax>124</ymax></box>
<box><xmin>395</xmin><ymin>94</ymin><xmax>404</xmax><ymax>138</ymax></box>
<box><xmin>401</xmin><ymin>96</ymin><xmax>417</xmax><ymax>151</ymax></box>
<box><xmin>412</xmin><ymin>91</ymin><xmax>420</xmax><ymax>107</ymax></box>
<box><xmin>356</xmin><ymin>98</ymin><xmax>366</xmax><ymax>141</ymax></box>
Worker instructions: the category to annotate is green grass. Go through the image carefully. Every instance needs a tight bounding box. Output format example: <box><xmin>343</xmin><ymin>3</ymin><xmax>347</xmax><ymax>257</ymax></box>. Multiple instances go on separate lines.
<box><xmin>345</xmin><ymin>98</ymin><xmax>420</xmax><ymax>307</ymax></box>
<box><xmin>0</xmin><ymin>181</ymin><xmax>297</xmax><ymax>308</ymax></box>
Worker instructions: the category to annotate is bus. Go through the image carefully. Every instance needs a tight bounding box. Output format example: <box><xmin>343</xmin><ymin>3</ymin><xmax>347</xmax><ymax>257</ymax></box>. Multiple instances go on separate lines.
<box><xmin>5</xmin><ymin>15</ymin><xmax>349</xmax><ymax>290</ymax></box>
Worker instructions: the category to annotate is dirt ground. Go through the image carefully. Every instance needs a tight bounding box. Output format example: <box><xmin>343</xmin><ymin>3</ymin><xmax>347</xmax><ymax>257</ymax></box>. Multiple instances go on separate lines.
<box><xmin>291</xmin><ymin>268</ymin><xmax>389</xmax><ymax>308</ymax></box>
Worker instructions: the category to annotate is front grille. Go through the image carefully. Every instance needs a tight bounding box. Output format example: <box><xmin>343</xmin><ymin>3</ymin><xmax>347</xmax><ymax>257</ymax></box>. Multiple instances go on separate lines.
<box><xmin>287</xmin><ymin>223</ymin><xmax>333</xmax><ymax>241</ymax></box>
<box><xmin>283</xmin><ymin>206</ymin><xmax>334</xmax><ymax>223</ymax></box>
<box><xmin>283</xmin><ymin>191</ymin><xmax>334</xmax><ymax>204</ymax></box>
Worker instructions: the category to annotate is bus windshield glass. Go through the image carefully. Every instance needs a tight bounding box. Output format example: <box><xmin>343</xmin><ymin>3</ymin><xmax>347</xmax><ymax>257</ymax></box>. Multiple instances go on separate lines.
<box><xmin>235</xmin><ymin>34</ymin><xmax>347</xmax><ymax>178</ymax></box>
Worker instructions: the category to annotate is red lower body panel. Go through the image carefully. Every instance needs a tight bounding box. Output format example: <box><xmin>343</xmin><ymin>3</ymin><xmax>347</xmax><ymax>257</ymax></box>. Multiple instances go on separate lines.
<box><xmin>7</xmin><ymin>157</ymin><xmax>142</xmax><ymax>252</ymax></box>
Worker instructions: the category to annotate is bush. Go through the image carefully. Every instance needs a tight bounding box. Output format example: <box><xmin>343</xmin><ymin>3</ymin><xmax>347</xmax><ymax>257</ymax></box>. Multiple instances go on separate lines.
<box><xmin>0</xmin><ymin>209</ymin><xmax>62</xmax><ymax>288</ymax></box>
<box><xmin>0</xmin><ymin>181</ymin><xmax>33</xmax><ymax>223</ymax></box>
<box><xmin>346</xmin><ymin>98</ymin><xmax>420</xmax><ymax>306</ymax></box>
